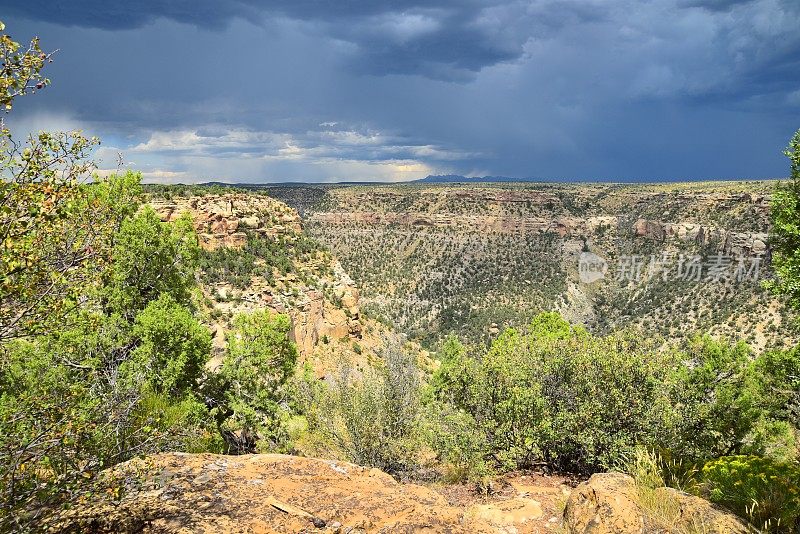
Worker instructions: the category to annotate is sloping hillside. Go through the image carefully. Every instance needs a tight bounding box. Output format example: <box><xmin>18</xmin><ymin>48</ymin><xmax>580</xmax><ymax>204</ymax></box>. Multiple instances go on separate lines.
<box><xmin>150</xmin><ymin>192</ymin><xmax>428</xmax><ymax>376</ymax></box>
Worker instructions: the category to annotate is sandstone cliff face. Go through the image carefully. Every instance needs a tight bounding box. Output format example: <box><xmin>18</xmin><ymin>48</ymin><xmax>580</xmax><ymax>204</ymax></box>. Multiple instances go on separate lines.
<box><xmin>311</xmin><ymin>211</ymin><xmax>769</xmax><ymax>257</ymax></box>
<box><xmin>203</xmin><ymin>263</ymin><xmax>363</xmax><ymax>365</ymax></box>
<box><xmin>631</xmin><ymin>218</ymin><xmax>768</xmax><ymax>257</ymax></box>
<box><xmin>150</xmin><ymin>194</ymin><xmax>363</xmax><ymax>368</ymax></box>
<box><xmin>311</xmin><ymin>211</ymin><xmax>618</xmax><ymax>238</ymax></box>
<box><xmin>151</xmin><ymin>194</ymin><xmax>302</xmax><ymax>250</ymax></box>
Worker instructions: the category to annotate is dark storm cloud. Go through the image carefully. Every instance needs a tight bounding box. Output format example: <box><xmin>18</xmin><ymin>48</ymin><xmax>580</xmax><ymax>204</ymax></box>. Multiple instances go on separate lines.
<box><xmin>2</xmin><ymin>0</ymin><xmax>526</xmax><ymax>78</ymax></box>
<box><xmin>3</xmin><ymin>0</ymin><xmax>468</xmax><ymax>28</ymax></box>
<box><xmin>680</xmin><ymin>0</ymin><xmax>757</xmax><ymax>11</ymax></box>
<box><xmin>0</xmin><ymin>0</ymin><xmax>617</xmax><ymax>82</ymax></box>
<box><xmin>6</xmin><ymin>0</ymin><xmax>797</xmax><ymax>85</ymax></box>
<box><xmin>1</xmin><ymin>0</ymin><xmax>252</xmax><ymax>30</ymax></box>
<box><xmin>1</xmin><ymin>0</ymin><xmax>799</xmax><ymax>182</ymax></box>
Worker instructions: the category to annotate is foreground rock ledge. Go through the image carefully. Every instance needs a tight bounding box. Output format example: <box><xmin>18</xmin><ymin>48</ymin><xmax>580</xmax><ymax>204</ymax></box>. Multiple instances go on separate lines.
<box><xmin>50</xmin><ymin>453</ymin><xmax>748</xmax><ymax>533</ymax></box>
<box><xmin>51</xmin><ymin>452</ymin><xmax>525</xmax><ymax>533</ymax></box>
<box><xmin>564</xmin><ymin>472</ymin><xmax>750</xmax><ymax>534</ymax></box>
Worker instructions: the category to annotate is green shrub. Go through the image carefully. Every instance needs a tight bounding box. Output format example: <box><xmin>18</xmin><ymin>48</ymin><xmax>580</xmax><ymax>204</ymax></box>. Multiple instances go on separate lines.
<box><xmin>305</xmin><ymin>344</ymin><xmax>426</xmax><ymax>476</ymax></box>
<box><xmin>701</xmin><ymin>455</ymin><xmax>800</xmax><ymax>532</ymax></box>
<box><xmin>107</xmin><ymin>207</ymin><xmax>200</xmax><ymax>318</ymax></box>
<box><xmin>209</xmin><ymin>310</ymin><xmax>298</xmax><ymax>453</ymax></box>
<box><xmin>127</xmin><ymin>293</ymin><xmax>211</xmax><ymax>397</ymax></box>
<box><xmin>661</xmin><ymin>336</ymin><xmax>764</xmax><ymax>463</ymax></box>
<box><xmin>753</xmin><ymin>346</ymin><xmax>800</xmax><ymax>430</ymax></box>
<box><xmin>431</xmin><ymin>313</ymin><xmax>797</xmax><ymax>475</ymax></box>
<box><xmin>433</xmin><ymin>315</ymin><xmax>672</xmax><ymax>473</ymax></box>
<box><xmin>0</xmin><ymin>319</ymin><xmax>215</xmax><ymax>530</ymax></box>
<box><xmin>766</xmin><ymin>129</ymin><xmax>800</xmax><ymax>310</ymax></box>
<box><xmin>420</xmin><ymin>402</ymin><xmax>489</xmax><ymax>484</ymax></box>
<box><xmin>0</xmin><ymin>24</ymin><xmax>225</xmax><ymax>528</ymax></box>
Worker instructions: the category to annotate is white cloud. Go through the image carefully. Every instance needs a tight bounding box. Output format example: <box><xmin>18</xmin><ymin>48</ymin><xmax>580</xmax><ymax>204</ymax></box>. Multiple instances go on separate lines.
<box><xmin>140</xmin><ymin>170</ymin><xmax>191</xmax><ymax>183</ymax></box>
<box><xmin>370</xmin><ymin>12</ymin><xmax>441</xmax><ymax>44</ymax></box>
<box><xmin>121</xmin><ymin>124</ymin><xmax>451</xmax><ymax>183</ymax></box>
<box><xmin>130</xmin><ymin>129</ymin><xmax>290</xmax><ymax>156</ymax></box>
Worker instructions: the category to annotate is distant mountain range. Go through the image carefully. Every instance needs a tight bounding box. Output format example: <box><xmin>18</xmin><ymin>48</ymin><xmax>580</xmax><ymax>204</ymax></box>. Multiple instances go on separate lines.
<box><xmin>189</xmin><ymin>175</ymin><xmax>782</xmax><ymax>187</ymax></box>
<box><xmin>412</xmin><ymin>175</ymin><xmax>783</xmax><ymax>184</ymax></box>
<box><xmin>413</xmin><ymin>174</ymin><xmax>537</xmax><ymax>183</ymax></box>
<box><xmin>199</xmin><ymin>175</ymin><xmax>543</xmax><ymax>186</ymax></box>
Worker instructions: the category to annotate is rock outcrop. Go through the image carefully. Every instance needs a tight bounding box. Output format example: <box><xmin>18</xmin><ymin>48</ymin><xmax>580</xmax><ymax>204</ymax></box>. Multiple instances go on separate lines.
<box><xmin>53</xmin><ymin>453</ymin><xmax>565</xmax><ymax>533</ymax></box>
<box><xmin>204</xmin><ymin>262</ymin><xmax>362</xmax><ymax>364</ymax></box>
<box><xmin>52</xmin><ymin>455</ymin><xmax>749</xmax><ymax>534</ymax></box>
<box><xmin>631</xmin><ymin>218</ymin><xmax>768</xmax><ymax>257</ymax></box>
<box><xmin>152</xmin><ymin>194</ymin><xmax>301</xmax><ymax>250</ymax></box>
<box><xmin>564</xmin><ymin>472</ymin><xmax>750</xmax><ymax>534</ymax></box>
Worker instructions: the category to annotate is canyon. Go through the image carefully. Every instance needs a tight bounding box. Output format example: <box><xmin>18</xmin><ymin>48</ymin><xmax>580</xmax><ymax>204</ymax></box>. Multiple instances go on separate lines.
<box><xmin>260</xmin><ymin>181</ymin><xmax>797</xmax><ymax>349</ymax></box>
